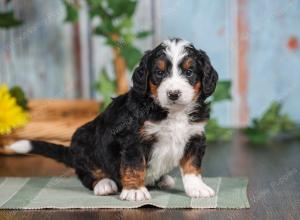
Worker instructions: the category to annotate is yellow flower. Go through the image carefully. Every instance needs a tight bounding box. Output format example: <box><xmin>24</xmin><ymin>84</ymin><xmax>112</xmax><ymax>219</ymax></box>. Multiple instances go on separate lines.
<box><xmin>0</xmin><ymin>85</ymin><xmax>29</xmax><ymax>135</ymax></box>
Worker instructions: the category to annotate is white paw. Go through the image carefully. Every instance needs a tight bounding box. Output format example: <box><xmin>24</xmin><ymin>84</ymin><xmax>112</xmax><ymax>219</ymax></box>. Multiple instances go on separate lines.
<box><xmin>157</xmin><ymin>175</ymin><xmax>175</xmax><ymax>189</ymax></box>
<box><xmin>120</xmin><ymin>187</ymin><xmax>151</xmax><ymax>201</ymax></box>
<box><xmin>94</xmin><ymin>178</ymin><xmax>118</xmax><ymax>196</ymax></box>
<box><xmin>182</xmin><ymin>174</ymin><xmax>215</xmax><ymax>198</ymax></box>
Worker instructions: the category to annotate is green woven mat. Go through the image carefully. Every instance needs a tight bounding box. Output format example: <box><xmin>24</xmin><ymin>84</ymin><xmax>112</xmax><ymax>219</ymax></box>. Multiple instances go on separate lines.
<box><xmin>0</xmin><ymin>176</ymin><xmax>249</xmax><ymax>209</ymax></box>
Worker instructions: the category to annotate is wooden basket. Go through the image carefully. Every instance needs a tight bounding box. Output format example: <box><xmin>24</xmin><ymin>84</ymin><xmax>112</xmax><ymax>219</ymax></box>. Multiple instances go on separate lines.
<box><xmin>0</xmin><ymin>99</ymin><xmax>100</xmax><ymax>154</ymax></box>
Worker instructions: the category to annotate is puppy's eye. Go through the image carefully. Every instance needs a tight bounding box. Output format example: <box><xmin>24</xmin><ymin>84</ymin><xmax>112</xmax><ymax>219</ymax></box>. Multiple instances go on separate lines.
<box><xmin>186</xmin><ymin>69</ymin><xmax>193</xmax><ymax>77</ymax></box>
<box><xmin>155</xmin><ymin>70</ymin><xmax>165</xmax><ymax>77</ymax></box>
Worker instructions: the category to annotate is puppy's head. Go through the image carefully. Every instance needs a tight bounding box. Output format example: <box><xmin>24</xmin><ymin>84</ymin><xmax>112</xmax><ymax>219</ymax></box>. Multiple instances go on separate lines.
<box><xmin>132</xmin><ymin>38</ymin><xmax>218</xmax><ymax>109</ymax></box>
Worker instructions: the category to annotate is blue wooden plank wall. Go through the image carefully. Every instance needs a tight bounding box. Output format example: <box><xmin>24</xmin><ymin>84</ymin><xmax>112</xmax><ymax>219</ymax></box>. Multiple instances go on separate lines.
<box><xmin>0</xmin><ymin>0</ymin><xmax>76</xmax><ymax>98</ymax></box>
<box><xmin>246</xmin><ymin>0</ymin><xmax>300</xmax><ymax>122</ymax></box>
<box><xmin>159</xmin><ymin>0</ymin><xmax>300</xmax><ymax>126</ymax></box>
<box><xmin>0</xmin><ymin>0</ymin><xmax>299</xmax><ymax>126</ymax></box>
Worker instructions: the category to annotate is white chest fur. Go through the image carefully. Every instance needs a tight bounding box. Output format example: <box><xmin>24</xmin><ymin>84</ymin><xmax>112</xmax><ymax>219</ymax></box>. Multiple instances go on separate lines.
<box><xmin>144</xmin><ymin>110</ymin><xmax>205</xmax><ymax>185</ymax></box>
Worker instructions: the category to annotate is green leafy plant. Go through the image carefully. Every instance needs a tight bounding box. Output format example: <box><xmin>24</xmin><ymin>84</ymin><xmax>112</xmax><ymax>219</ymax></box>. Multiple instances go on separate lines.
<box><xmin>0</xmin><ymin>0</ymin><xmax>22</xmax><ymax>28</ymax></box>
<box><xmin>205</xmin><ymin>80</ymin><xmax>233</xmax><ymax>142</ymax></box>
<box><xmin>63</xmin><ymin>0</ymin><xmax>79</xmax><ymax>22</ymax></box>
<box><xmin>0</xmin><ymin>0</ymin><xmax>22</xmax><ymax>29</ymax></box>
<box><xmin>205</xmin><ymin>118</ymin><xmax>233</xmax><ymax>142</ymax></box>
<box><xmin>0</xmin><ymin>11</ymin><xmax>22</xmax><ymax>28</ymax></box>
<box><xmin>93</xmin><ymin>68</ymin><xmax>116</xmax><ymax>111</ymax></box>
<box><xmin>212</xmin><ymin>80</ymin><xmax>231</xmax><ymax>102</ymax></box>
<box><xmin>64</xmin><ymin>0</ymin><xmax>152</xmax><ymax>107</ymax></box>
<box><xmin>243</xmin><ymin>101</ymin><xmax>297</xmax><ymax>144</ymax></box>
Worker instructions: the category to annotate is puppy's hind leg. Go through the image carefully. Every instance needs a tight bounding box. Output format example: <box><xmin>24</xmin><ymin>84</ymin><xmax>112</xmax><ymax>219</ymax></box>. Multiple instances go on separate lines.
<box><xmin>76</xmin><ymin>169</ymin><xmax>95</xmax><ymax>190</ymax></box>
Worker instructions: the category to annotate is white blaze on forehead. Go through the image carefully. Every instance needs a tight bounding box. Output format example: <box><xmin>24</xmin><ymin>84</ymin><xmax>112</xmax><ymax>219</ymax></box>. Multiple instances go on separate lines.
<box><xmin>156</xmin><ymin>39</ymin><xmax>195</xmax><ymax>108</ymax></box>
<box><xmin>163</xmin><ymin>39</ymin><xmax>191</xmax><ymax>69</ymax></box>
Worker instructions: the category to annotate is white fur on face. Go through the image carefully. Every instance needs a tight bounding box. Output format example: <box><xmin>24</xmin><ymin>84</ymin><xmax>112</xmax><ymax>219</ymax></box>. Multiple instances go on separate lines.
<box><xmin>157</xmin><ymin>39</ymin><xmax>195</xmax><ymax>108</ymax></box>
<box><xmin>163</xmin><ymin>39</ymin><xmax>191</xmax><ymax>66</ymax></box>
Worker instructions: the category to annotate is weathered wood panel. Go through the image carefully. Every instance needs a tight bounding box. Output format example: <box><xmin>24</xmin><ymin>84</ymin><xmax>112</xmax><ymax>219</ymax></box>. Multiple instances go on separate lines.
<box><xmin>246</xmin><ymin>0</ymin><xmax>300</xmax><ymax>122</ymax></box>
<box><xmin>0</xmin><ymin>0</ymin><xmax>76</xmax><ymax>98</ymax></box>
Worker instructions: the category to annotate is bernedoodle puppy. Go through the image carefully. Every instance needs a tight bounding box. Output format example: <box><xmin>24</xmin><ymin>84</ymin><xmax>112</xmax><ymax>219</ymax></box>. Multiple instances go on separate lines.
<box><xmin>10</xmin><ymin>38</ymin><xmax>218</xmax><ymax>201</ymax></box>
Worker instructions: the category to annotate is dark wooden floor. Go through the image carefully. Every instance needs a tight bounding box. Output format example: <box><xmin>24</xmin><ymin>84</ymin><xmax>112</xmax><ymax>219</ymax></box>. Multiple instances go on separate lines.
<box><xmin>0</xmin><ymin>134</ymin><xmax>299</xmax><ymax>220</ymax></box>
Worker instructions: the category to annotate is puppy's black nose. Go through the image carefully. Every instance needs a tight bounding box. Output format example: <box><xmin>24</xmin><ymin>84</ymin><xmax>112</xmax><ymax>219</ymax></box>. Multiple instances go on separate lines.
<box><xmin>167</xmin><ymin>90</ymin><xmax>181</xmax><ymax>101</ymax></box>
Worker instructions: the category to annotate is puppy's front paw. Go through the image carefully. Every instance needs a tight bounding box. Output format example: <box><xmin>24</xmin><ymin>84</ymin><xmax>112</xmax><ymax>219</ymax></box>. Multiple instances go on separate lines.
<box><xmin>182</xmin><ymin>174</ymin><xmax>215</xmax><ymax>198</ymax></box>
<box><xmin>94</xmin><ymin>178</ymin><xmax>118</xmax><ymax>196</ymax></box>
<box><xmin>120</xmin><ymin>187</ymin><xmax>151</xmax><ymax>201</ymax></box>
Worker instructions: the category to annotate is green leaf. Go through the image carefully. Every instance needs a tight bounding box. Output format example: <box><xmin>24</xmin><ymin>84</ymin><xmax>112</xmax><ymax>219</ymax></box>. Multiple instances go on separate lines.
<box><xmin>0</xmin><ymin>11</ymin><xmax>22</xmax><ymax>28</ymax></box>
<box><xmin>86</xmin><ymin>0</ymin><xmax>101</xmax><ymax>7</ymax></box>
<box><xmin>107</xmin><ymin>0</ymin><xmax>137</xmax><ymax>17</ymax></box>
<box><xmin>122</xmin><ymin>33</ymin><xmax>135</xmax><ymax>44</ymax></box>
<box><xmin>105</xmin><ymin>37</ymin><xmax>119</xmax><ymax>47</ymax></box>
<box><xmin>89</xmin><ymin>2</ymin><xmax>112</xmax><ymax>19</ymax></box>
<box><xmin>243</xmin><ymin>127</ymin><xmax>268</xmax><ymax>144</ymax></box>
<box><xmin>205</xmin><ymin>119</ymin><xmax>233</xmax><ymax>142</ymax></box>
<box><xmin>120</xmin><ymin>45</ymin><xmax>142</xmax><ymax>70</ymax></box>
<box><xmin>243</xmin><ymin>101</ymin><xmax>296</xmax><ymax>144</ymax></box>
<box><xmin>280</xmin><ymin>114</ymin><xmax>295</xmax><ymax>131</ymax></box>
<box><xmin>9</xmin><ymin>86</ymin><xmax>29</xmax><ymax>110</ymax></box>
<box><xmin>136</xmin><ymin>30</ymin><xmax>152</xmax><ymax>39</ymax></box>
<box><xmin>119</xmin><ymin>17</ymin><xmax>133</xmax><ymax>29</ymax></box>
<box><xmin>94</xmin><ymin>68</ymin><xmax>116</xmax><ymax>111</ymax></box>
<box><xmin>94</xmin><ymin>19</ymin><xmax>119</xmax><ymax>36</ymax></box>
<box><xmin>212</xmin><ymin>80</ymin><xmax>231</xmax><ymax>102</ymax></box>
<box><xmin>63</xmin><ymin>0</ymin><xmax>79</xmax><ymax>22</ymax></box>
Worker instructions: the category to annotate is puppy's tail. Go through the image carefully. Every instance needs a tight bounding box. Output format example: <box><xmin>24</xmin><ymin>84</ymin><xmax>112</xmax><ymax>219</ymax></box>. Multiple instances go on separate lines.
<box><xmin>8</xmin><ymin>140</ymin><xmax>73</xmax><ymax>167</ymax></box>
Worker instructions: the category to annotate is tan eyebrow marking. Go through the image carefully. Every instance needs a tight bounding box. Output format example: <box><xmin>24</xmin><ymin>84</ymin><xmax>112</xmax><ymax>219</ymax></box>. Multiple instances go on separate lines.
<box><xmin>182</xmin><ymin>57</ymin><xmax>193</xmax><ymax>70</ymax></box>
<box><xmin>157</xmin><ymin>59</ymin><xmax>166</xmax><ymax>71</ymax></box>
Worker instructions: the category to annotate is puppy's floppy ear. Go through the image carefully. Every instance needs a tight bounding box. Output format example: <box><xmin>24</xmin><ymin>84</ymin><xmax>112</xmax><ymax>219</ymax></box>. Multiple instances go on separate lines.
<box><xmin>132</xmin><ymin>50</ymin><xmax>152</xmax><ymax>96</ymax></box>
<box><xmin>197</xmin><ymin>49</ymin><xmax>218</xmax><ymax>100</ymax></box>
